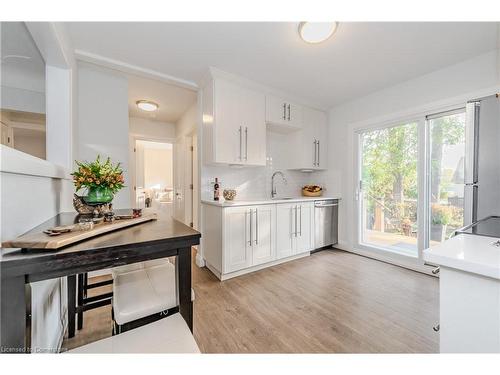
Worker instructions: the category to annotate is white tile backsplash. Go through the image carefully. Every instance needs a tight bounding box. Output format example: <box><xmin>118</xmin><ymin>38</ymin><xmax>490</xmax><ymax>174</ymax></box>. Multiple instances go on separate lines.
<box><xmin>202</xmin><ymin>131</ymin><xmax>327</xmax><ymax>201</ymax></box>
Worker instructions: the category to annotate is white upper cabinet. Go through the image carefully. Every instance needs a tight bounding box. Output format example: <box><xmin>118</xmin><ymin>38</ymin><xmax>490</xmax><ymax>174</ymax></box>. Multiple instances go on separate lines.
<box><xmin>202</xmin><ymin>77</ymin><xmax>266</xmax><ymax>166</ymax></box>
<box><xmin>265</xmin><ymin>95</ymin><xmax>303</xmax><ymax>131</ymax></box>
<box><xmin>289</xmin><ymin>106</ymin><xmax>328</xmax><ymax>170</ymax></box>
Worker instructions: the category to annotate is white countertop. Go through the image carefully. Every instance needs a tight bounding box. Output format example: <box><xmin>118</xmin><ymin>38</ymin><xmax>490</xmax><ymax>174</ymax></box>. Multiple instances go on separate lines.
<box><xmin>201</xmin><ymin>196</ymin><xmax>340</xmax><ymax>207</ymax></box>
<box><xmin>423</xmin><ymin>234</ymin><xmax>500</xmax><ymax>280</ymax></box>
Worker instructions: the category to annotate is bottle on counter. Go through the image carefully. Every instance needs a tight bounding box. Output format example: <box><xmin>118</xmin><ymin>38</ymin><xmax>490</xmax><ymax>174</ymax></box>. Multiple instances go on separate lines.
<box><xmin>214</xmin><ymin>178</ymin><xmax>220</xmax><ymax>201</ymax></box>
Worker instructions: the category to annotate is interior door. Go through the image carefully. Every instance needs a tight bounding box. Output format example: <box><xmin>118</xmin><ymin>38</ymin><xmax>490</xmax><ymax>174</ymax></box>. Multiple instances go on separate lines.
<box><xmin>276</xmin><ymin>203</ymin><xmax>294</xmax><ymax>259</ymax></box>
<box><xmin>252</xmin><ymin>205</ymin><xmax>276</xmax><ymax>265</ymax></box>
<box><xmin>224</xmin><ymin>207</ymin><xmax>252</xmax><ymax>273</ymax></box>
<box><xmin>173</xmin><ymin>137</ymin><xmax>185</xmax><ymax>221</ymax></box>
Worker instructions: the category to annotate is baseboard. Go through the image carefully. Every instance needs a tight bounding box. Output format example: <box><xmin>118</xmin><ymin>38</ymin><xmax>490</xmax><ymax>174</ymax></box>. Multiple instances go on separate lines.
<box><xmin>332</xmin><ymin>243</ymin><xmax>437</xmax><ymax>276</ymax></box>
<box><xmin>206</xmin><ymin>252</ymin><xmax>311</xmax><ymax>281</ymax></box>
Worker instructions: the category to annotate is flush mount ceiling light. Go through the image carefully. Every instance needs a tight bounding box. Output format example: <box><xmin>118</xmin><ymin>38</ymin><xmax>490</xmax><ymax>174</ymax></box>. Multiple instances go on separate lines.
<box><xmin>136</xmin><ymin>100</ymin><xmax>159</xmax><ymax>112</ymax></box>
<box><xmin>298</xmin><ymin>22</ymin><xmax>338</xmax><ymax>44</ymax></box>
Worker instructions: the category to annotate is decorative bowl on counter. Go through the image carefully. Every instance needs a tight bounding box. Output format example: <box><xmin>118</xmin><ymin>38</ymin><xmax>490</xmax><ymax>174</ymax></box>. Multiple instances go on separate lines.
<box><xmin>223</xmin><ymin>189</ymin><xmax>237</xmax><ymax>201</ymax></box>
<box><xmin>302</xmin><ymin>185</ymin><xmax>323</xmax><ymax>197</ymax></box>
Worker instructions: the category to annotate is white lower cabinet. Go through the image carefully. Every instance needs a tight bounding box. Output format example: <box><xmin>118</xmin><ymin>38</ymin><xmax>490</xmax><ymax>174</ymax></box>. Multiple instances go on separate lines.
<box><xmin>276</xmin><ymin>202</ymin><xmax>313</xmax><ymax>259</ymax></box>
<box><xmin>223</xmin><ymin>204</ymin><xmax>276</xmax><ymax>273</ymax></box>
<box><xmin>439</xmin><ymin>267</ymin><xmax>500</xmax><ymax>353</ymax></box>
<box><xmin>202</xmin><ymin>201</ymin><xmax>314</xmax><ymax>280</ymax></box>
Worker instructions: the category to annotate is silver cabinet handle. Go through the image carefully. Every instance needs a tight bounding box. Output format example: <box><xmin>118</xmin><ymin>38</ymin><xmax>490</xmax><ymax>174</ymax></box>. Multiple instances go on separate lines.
<box><xmin>254</xmin><ymin>209</ymin><xmax>258</xmax><ymax>245</ymax></box>
<box><xmin>245</xmin><ymin>127</ymin><xmax>248</xmax><ymax>161</ymax></box>
<box><xmin>239</xmin><ymin>126</ymin><xmax>242</xmax><ymax>161</ymax></box>
<box><xmin>432</xmin><ymin>266</ymin><xmax>440</xmax><ymax>275</ymax></box>
<box><xmin>299</xmin><ymin>205</ymin><xmax>302</xmax><ymax>236</ymax></box>
<box><xmin>283</xmin><ymin>103</ymin><xmax>286</xmax><ymax>120</ymax></box>
<box><xmin>315</xmin><ymin>203</ymin><xmax>338</xmax><ymax>208</ymax></box>
<box><xmin>294</xmin><ymin>206</ymin><xmax>297</xmax><ymax>237</ymax></box>
<box><xmin>287</xmin><ymin>104</ymin><xmax>291</xmax><ymax>121</ymax></box>
<box><xmin>318</xmin><ymin>141</ymin><xmax>321</xmax><ymax>167</ymax></box>
<box><xmin>248</xmin><ymin>209</ymin><xmax>253</xmax><ymax>246</ymax></box>
<box><xmin>313</xmin><ymin>140</ymin><xmax>317</xmax><ymax>166</ymax></box>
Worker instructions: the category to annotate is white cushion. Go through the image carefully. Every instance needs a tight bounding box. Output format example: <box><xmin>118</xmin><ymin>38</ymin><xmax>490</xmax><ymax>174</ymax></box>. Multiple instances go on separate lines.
<box><xmin>67</xmin><ymin>313</ymin><xmax>200</xmax><ymax>353</ymax></box>
<box><xmin>142</xmin><ymin>257</ymin><xmax>171</xmax><ymax>269</ymax></box>
<box><xmin>113</xmin><ymin>266</ymin><xmax>177</xmax><ymax>325</ymax></box>
<box><xmin>111</xmin><ymin>258</ymin><xmax>171</xmax><ymax>278</ymax></box>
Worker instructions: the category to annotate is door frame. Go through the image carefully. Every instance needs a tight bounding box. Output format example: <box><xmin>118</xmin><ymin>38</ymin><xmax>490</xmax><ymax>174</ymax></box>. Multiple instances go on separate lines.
<box><xmin>129</xmin><ymin>134</ymin><xmax>176</xmax><ymax>207</ymax></box>
<box><xmin>353</xmin><ymin>104</ymin><xmax>469</xmax><ymax>268</ymax></box>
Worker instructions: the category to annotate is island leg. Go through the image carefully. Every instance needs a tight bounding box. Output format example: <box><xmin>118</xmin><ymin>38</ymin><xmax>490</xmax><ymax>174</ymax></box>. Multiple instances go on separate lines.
<box><xmin>67</xmin><ymin>275</ymin><xmax>76</xmax><ymax>338</ymax></box>
<box><xmin>1</xmin><ymin>275</ymin><xmax>28</xmax><ymax>353</ymax></box>
<box><xmin>177</xmin><ymin>247</ymin><xmax>193</xmax><ymax>332</ymax></box>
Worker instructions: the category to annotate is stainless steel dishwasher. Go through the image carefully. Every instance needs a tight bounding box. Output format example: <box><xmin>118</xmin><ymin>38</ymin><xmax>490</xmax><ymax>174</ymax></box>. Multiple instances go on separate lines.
<box><xmin>314</xmin><ymin>199</ymin><xmax>339</xmax><ymax>249</ymax></box>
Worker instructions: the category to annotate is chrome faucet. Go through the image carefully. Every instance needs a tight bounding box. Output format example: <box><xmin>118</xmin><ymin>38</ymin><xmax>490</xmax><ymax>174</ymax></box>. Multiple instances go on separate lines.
<box><xmin>271</xmin><ymin>171</ymin><xmax>287</xmax><ymax>198</ymax></box>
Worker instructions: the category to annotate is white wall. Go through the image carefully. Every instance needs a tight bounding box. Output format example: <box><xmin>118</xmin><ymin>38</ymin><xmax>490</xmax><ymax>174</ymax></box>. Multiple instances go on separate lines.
<box><xmin>326</xmin><ymin>49</ymin><xmax>500</xmax><ymax>254</ymax></box>
<box><xmin>129</xmin><ymin>116</ymin><xmax>176</xmax><ymax>139</ymax></box>
<box><xmin>201</xmin><ymin>130</ymin><xmax>328</xmax><ymax>200</ymax></box>
<box><xmin>0</xmin><ymin>22</ymin><xmax>76</xmax><ymax>352</ymax></box>
<box><xmin>77</xmin><ymin>62</ymin><xmax>130</xmax><ymax>208</ymax></box>
<box><xmin>176</xmin><ymin>103</ymin><xmax>197</xmax><ymax>138</ymax></box>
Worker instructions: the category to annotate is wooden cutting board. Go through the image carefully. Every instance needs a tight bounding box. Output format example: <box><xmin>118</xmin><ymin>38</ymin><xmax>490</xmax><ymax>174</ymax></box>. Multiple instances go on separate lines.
<box><xmin>2</xmin><ymin>213</ymin><xmax>158</xmax><ymax>250</ymax></box>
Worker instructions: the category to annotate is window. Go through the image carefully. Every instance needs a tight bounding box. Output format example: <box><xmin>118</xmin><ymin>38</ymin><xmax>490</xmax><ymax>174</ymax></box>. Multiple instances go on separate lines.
<box><xmin>356</xmin><ymin>107</ymin><xmax>467</xmax><ymax>262</ymax></box>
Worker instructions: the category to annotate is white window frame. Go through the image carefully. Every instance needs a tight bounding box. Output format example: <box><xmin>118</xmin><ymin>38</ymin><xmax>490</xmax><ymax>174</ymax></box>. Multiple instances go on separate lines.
<box><xmin>353</xmin><ymin>104</ymin><xmax>471</xmax><ymax>268</ymax></box>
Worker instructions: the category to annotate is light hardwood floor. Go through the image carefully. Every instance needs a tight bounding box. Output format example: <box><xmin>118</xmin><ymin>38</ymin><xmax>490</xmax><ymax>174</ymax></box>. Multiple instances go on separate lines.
<box><xmin>63</xmin><ymin>249</ymin><xmax>439</xmax><ymax>353</ymax></box>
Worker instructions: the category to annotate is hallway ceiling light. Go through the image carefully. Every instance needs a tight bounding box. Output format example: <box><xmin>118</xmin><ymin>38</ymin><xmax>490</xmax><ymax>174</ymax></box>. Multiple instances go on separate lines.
<box><xmin>298</xmin><ymin>22</ymin><xmax>338</xmax><ymax>44</ymax></box>
<box><xmin>136</xmin><ymin>100</ymin><xmax>159</xmax><ymax>112</ymax></box>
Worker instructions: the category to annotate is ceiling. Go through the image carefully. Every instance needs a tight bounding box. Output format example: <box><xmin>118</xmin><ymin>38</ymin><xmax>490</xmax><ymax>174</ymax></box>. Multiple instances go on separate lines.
<box><xmin>1</xmin><ymin>22</ymin><xmax>45</xmax><ymax>93</ymax></box>
<box><xmin>67</xmin><ymin>22</ymin><xmax>499</xmax><ymax>108</ymax></box>
<box><xmin>128</xmin><ymin>73</ymin><xmax>197</xmax><ymax>123</ymax></box>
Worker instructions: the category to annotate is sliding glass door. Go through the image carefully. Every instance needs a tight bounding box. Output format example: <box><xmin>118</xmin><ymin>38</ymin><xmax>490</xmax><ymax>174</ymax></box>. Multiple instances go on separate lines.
<box><xmin>428</xmin><ymin>110</ymin><xmax>467</xmax><ymax>245</ymax></box>
<box><xmin>357</xmin><ymin>108</ymin><xmax>467</xmax><ymax>261</ymax></box>
<box><xmin>359</xmin><ymin>122</ymin><xmax>419</xmax><ymax>257</ymax></box>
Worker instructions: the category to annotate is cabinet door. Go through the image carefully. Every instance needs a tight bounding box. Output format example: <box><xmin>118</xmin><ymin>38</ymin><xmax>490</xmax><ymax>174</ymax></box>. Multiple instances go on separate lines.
<box><xmin>295</xmin><ymin>203</ymin><xmax>313</xmax><ymax>254</ymax></box>
<box><xmin>276</xmin><ymin>204</ymin><xmax>295</xmax><ymax>259</ymax></box>
<box><xmin>224</xmin><ymin>207</ymin><xmax>252</xmax><ymax>273</ymax></box>
<box><xmin>265</xmin><ymin>95</ymin><xmax>287</xmax><ymax>126</ymax></box>
<box><xmin>252</xmin><ymin>205</ymin><xmax>276</xmax><ymax>266</ymax></box>
<box><xmin>214</xmin><ymin>79</ymin><xmax>244</xmax><ymax>164</ymax></box>
<box><xmin>289</xmin><ymin>107</ymin><xmax>315</xmax><ymax>169</ymax></box>
<box><xmin>243</xmin><ymin>88</ymin><xmax>266</xmax><ymax>166</ymax></box>
<box><xmin>315</xmin><ymin>110</ymin><xmax>328</xmax><ymax>169</ymax></box>
<box><xmin>287</xmin><ymin>102</ymin><xmax>303</xmax><ymax>128</ymax></box>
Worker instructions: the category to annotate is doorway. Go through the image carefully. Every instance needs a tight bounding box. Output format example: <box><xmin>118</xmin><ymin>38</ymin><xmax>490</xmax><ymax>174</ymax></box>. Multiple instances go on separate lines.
<box><xmin>134</xmin><ymin>139</ymin><xmax>174</xmax><ymax>216</ymax></box>
<box><xmin>356</xmin><ymin>107</ymin><xmax>468</xmax><ymax>264</ymax></box>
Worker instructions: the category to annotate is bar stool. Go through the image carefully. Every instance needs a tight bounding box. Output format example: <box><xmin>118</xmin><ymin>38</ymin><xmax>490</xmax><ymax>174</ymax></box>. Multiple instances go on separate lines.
<box><xmin>112</xmin><ymin>260</ymin><xmax>195</xmax><ymax>334</ymax></box>
<box><xmin>67</xmin><ymin>313</ymin><xmax>200</xmax><ymax>353</ymax></box>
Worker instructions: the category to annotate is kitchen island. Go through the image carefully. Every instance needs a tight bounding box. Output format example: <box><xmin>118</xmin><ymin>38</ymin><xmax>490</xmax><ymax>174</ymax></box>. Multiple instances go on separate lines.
<box><xmin>423</xmin><ymin>234</ymin><xmax>500</xmax><ymax>353</ymax></box>
<box><xmin>0</xmin><ymin>212</ymin><xmax>200</xmax><ymax>353</ymax></box>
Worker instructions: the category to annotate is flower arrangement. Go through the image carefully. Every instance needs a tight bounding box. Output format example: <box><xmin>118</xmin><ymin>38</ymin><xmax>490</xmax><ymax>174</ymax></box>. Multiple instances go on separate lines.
<box><xmin>71</xmin><ymin>156</ymin><xmax>125</xmax><ymax>203</ymax></box>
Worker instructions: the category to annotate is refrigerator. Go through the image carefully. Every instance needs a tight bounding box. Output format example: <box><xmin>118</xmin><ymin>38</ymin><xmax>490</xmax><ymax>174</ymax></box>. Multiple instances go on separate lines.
<box><xmin>463</xmin><ymin>94</ymin><xmax>500</xmax><ymax>226</ymax></box>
